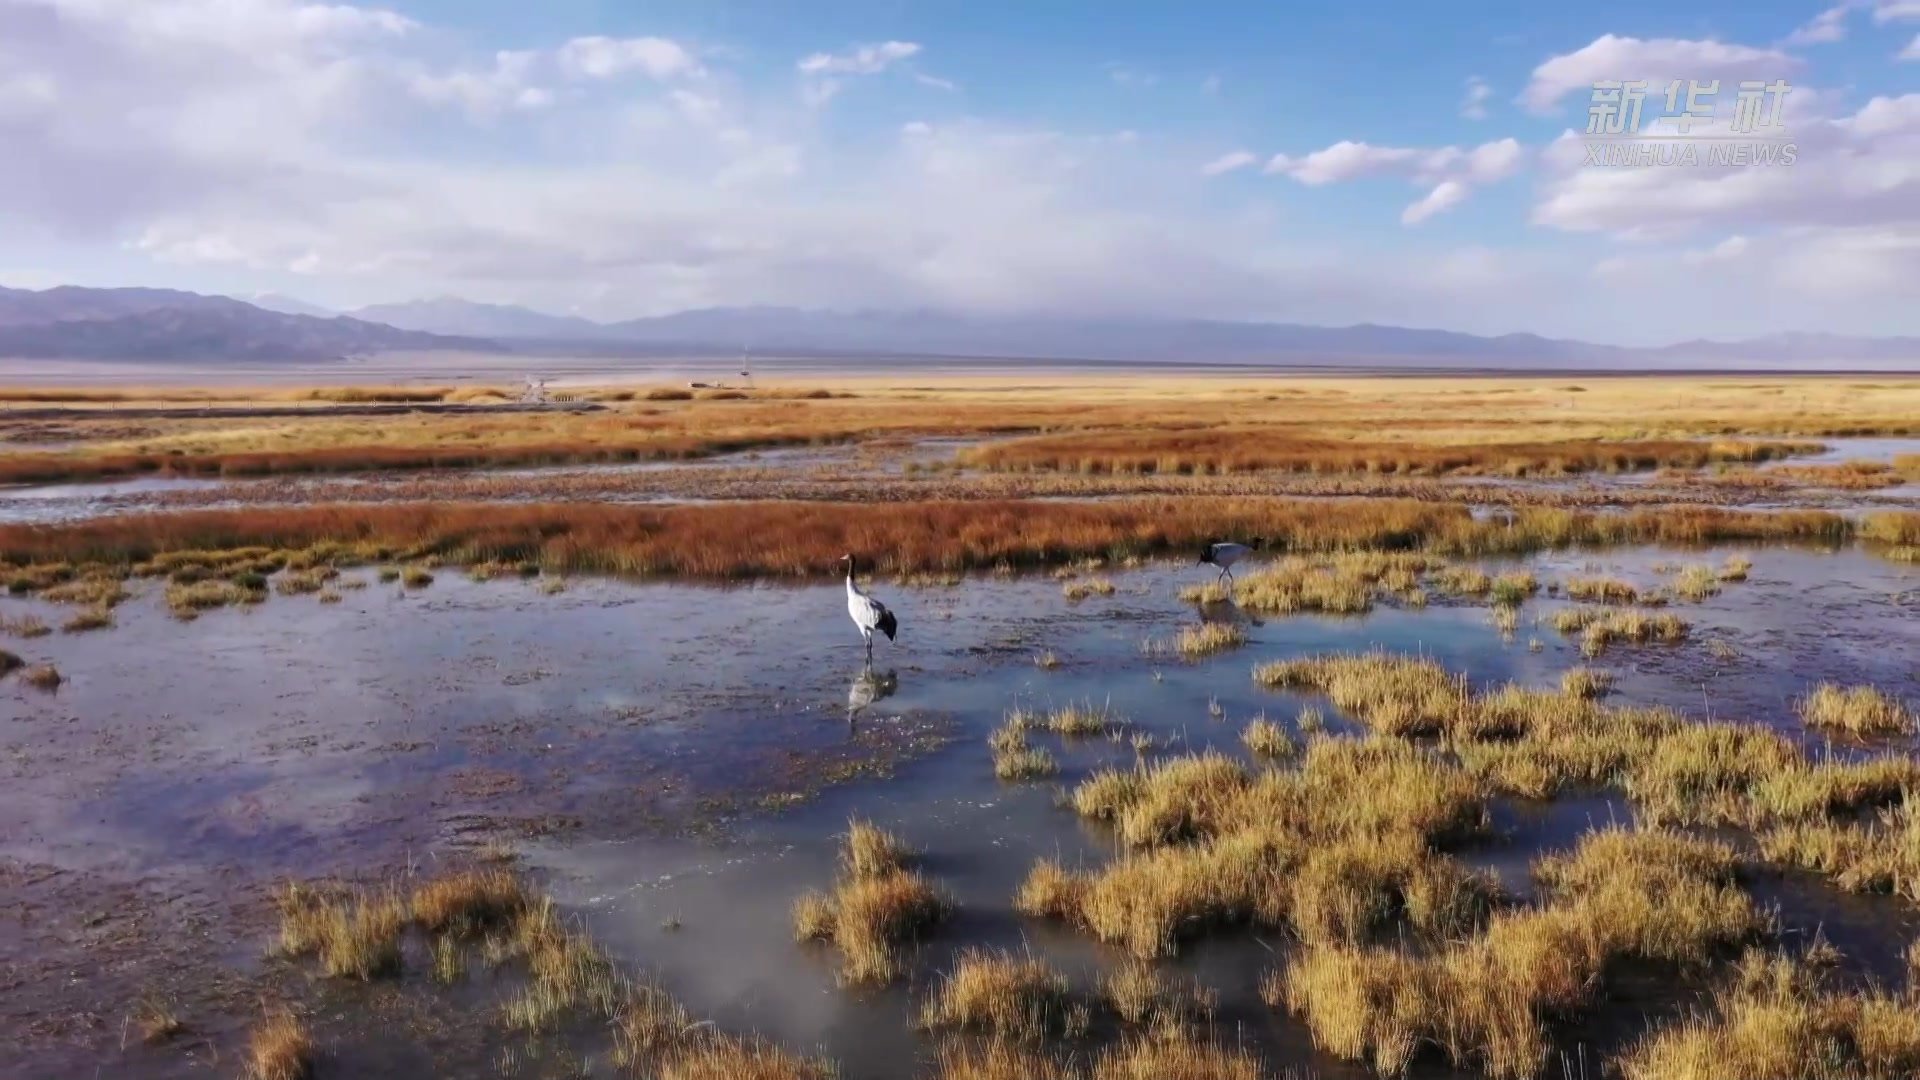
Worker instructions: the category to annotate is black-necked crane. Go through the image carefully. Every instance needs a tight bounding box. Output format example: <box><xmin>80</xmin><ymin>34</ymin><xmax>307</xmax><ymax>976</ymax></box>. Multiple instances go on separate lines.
<box><xmin>1198</xmin><ymin>539</ymin><xmax>1257</xmax><ymax>585</ymax></box>
<box><xmin>840</xmin><ymin>554</ymin><xmax>898</xmax><ymax>664</ymax></box>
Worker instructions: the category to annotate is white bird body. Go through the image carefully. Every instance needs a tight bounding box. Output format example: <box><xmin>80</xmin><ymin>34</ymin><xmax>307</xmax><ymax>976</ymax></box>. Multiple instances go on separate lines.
<box><xmin>841</xmin><ymin>555</ymin><xmax>897</xmax><ymax>662</ymax></box>
<box><xmin>1197</xmin><ymin>539</ymin><xmax>1259</xmax><ymax>591</ymax></box>
<box><xmin>1204</xmin><ymin>542</ymin><xmax>1252</xmax><ymax>570</ymax></box>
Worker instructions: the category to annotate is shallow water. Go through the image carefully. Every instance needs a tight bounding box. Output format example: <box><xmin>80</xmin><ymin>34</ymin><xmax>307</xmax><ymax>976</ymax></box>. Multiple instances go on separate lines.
<box><xmin>5</xmin><ymin>545</ymin><xmax>1917</xmax><ymax>1077</ymax></box>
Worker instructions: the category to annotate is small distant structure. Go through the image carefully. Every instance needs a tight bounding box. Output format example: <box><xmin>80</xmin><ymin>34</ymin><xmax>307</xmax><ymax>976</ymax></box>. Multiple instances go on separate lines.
<box><xmin>737</xmin><ymin>345</ymin><xmax>755</xmax><ymax>390</ymax></box>
<box><xmin>519</xmin><ymin>376</ymin><xmax>551</xmax><ymax>404</ymax></box>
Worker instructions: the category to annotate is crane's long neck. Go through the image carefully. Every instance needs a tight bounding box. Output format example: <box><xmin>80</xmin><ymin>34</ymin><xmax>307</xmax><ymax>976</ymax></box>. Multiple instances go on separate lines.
<box><xmin>845</xmin><ymin>558</ymin><xmax>861</xmax><ymax>595</ymax></box>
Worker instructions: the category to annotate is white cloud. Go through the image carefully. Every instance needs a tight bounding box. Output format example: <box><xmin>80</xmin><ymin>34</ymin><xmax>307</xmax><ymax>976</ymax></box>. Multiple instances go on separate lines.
<box><xmin>797</xmin><ymin>41</ymin><xmax>919</xmax><ymax>75</ymax></box>
<box><xmin>407</xmin><ymin>50</ymin><xmax>549</xmax><ymax>116</ymax></box>
<box><xmin>1876</xmin><ymin>1</ymin><xmax>1920</xmax><ymax>22</ymax></box>
<box><xmin>557</xmin><ymin>36</ymin><xmax>702</xmax><ymax>80</ymax></box>
<box><xmin>1201</xmin><ymin>150</ymin><xmax>1257</xmax><ymax>176</ymax></box>
<box><xmin>1903</xmin><ymin>32</ymin><xmax>1920</xmax><ymax>59</ymax></box>
<box><xmin>1533</xmin><ymin>93</ymin><xmax>1920</xmax><ymax>236</ymax></box>
<box><xmin>1265</xmin><ymin>138</ymin><xmax>1524</xmax><ymax>186</ymax></box>
<box><xmin>1521</xmin><ymin>34</ymin><xmax>1798</xmax><ymax>114</ymax></box>
<box><xmin>1683</xmin><ymin>234</ymin><xmax>1750</xmax><ymax>263</ymax></box>
<box><xmin>1785</xmin><ymin>4</ymin><xmax>1853</xmax><ymax>44</ymax></box>
<box><xmin>1402</xmin><ymin>181</ymin><xmax>1467</xmax><ymax>224</ymax></box>
<box><xmin>796</xmin><ymin>41</ymin><xmax>932</xmax><ymax>108</ymax></box>
<box><xmin>1263</xmin><ymin>137</ymin><xmax>1522</xmax><ymax>226</ymax></box>
<box><xmin>1460</xmin><ymin>76</ymin><xmax>1492</xmax><ymax>119</ymax></box>
<box><xmin>2</xmin><ymin>0</ymin><xmax>1917</xmax><ymax>341</ymax></box>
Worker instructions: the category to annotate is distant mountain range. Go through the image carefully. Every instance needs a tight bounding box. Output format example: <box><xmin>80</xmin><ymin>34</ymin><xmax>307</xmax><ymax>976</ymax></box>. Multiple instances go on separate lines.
<box><xmin>0</xmin><ymin>286</ymin><xmax>492</xmax><ymax>362</ymax></box>
<box><xmin>0</xmin><ymin>285</ymin><xmax>1914</xmax><ymax>369</ymax></box>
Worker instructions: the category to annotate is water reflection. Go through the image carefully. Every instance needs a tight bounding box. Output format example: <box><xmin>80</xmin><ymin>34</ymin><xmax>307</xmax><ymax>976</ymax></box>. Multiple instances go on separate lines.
<box><xmin>846</xmin><ymin>666</ymin><xmax>899</xmax><ymax>731</ymax></box>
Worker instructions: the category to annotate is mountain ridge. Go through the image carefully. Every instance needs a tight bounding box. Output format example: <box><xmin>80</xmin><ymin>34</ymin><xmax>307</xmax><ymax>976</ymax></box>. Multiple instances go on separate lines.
<box><xmin>0</xmin><ymin>286</ymin><xmax>1913</xmax><ymax>368</ymax></box>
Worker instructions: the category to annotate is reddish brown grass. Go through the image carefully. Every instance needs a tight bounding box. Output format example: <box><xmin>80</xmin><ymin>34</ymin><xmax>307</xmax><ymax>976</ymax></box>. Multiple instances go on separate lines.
<box><xmin>0</xmin><ymin>499</ymin><xmax>1859</xmax><ymax>580</ymax></box>
<box><xmin>962</xmin><ymin>431</ymin><xmax>1819</xmax><ymax>477</ymax></box>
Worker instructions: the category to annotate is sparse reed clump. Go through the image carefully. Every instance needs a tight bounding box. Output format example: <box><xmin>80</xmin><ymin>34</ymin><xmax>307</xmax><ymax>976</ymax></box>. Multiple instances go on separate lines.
<box><xmin>1043</xmin><ymin>701</ymin><xmax>1121</xmax><ymax>737</ymax></box>
<box><xmin>1565</xmin><ymin>576</ymin><xmax>1642</xmax><ymax>604</ymax></box>
<box><xmin>1099</xmin><ymin>959</ymin><xmax>1217</xmax><ymax>1030</ymax></box>
<box><xmin>165</xmin><ymin>578</ymin><xmax>264</xmax><ymax>617</ymax></box>
<box><xmin>1</xmin><ymin>612</ymin><xmax>50</xmax><ymax>638</ymax></box>
<box><xmin>1618</xmin><ymin>949</ymin><xmax>1920</xmax><ymax>1080</ymax></box>
<box><xmin>1720</xmin><ymin>553</ymin><xmax>1753</xmax><ymax>581</ymax></box>
<box><xmin>1090</xmin><ymin>1033</ymin><xmax>1267</xmax><ymax>1080</ymax></box>
<box><xmin>1760</xmin><ymin>804</ymin><xmax>1920</xmax><ymax>904</ymax></box>
<box><xmin>1279</xmin><ymin>826</ymin><xmax>1760</xmax><ymax>1080</ymax></box>
<box><xmin>841</xmin><ymin>818</ymin><xmax>912</xmax><ymax>879</ymax></box>
<box><xmin>1560</xmin><ymin>667</ymin><xmax>1613</xmax><ymax>700</ymax></box>
<box><xmin>61</xmin><ymin>605</ymin><xmax>113</xmax><ymax>632</ymax></box>
<box><xmin>1796</xmin><ymin>683</ymin><xmax>1915</xmax><ymax>736</ymax></box>
<box><xmin>1242</xmin><ymin>717</ymin><xmax>1296</xmax><ymax>759</ymax></box>
<box><xmin>1575</xmin><ymin>609</ymin><xmax>1689</xmax><ymax>657</ymax></box>
<box><xmin>276</xmin><ymin>883</ymin><xmax>407</xmax><ymax>980</ymax></box>
<box><xmin>21</xmin><ymin>663</ymin><xmax>61</xmax><ymax>690</ymax></box>
<box><xmin>920</xmin><ymin>948</ymin><xmax>1087</xmax><ymax>1041</ymax></box>
<box><xmin>1062</xmin><ymin>576</ymin><xmax>1117</xmax><ymax>601</ymax></box>
<box><xmin>1674</xmin><ymin>564</ymin><xmax>1722</xmax><ymax>601</ymax></box>
<box><xmin>1254</xmin><ymin>652</ymin><xmax>1467</xmax><ymax>738</ymax></box>
<box><xmin>793</xmin><ymin>828</ymin><xmax>949</xmax><ymax>984</ymax></box>
<box><xmin>410</xmin><ymin>867</ymin><xmax>528</xmax><ymax>936</ymax></box>
<box><xmin>616</xmin><ymin>983</ymin><xmax>836</xmax><ymax>1080</ymax></box>
<box><xmin>1175</xmin><ymin>622</ymin><xmax>1246</xmax><ymax>658</ymax></box>
<box><xmin>244</xmin><ymin>1011</ymin><xmax>314</xmax><ymax>1080</ymax></box>
<box><xmin>1036</xmin><ymin>738</ymin><xmax>1488</xmax><ymax>958</ymax></box>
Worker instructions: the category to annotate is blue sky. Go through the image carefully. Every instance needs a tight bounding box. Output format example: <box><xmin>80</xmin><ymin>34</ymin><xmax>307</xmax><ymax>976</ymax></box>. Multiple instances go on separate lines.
<box><xmin>1</xmin><ymin>0</ymin><xmax>1916</xmax><ymax>343</ymax></box>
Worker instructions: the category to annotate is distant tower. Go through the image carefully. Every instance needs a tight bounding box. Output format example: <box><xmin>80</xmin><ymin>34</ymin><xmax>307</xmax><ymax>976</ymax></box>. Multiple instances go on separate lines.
<box><xmin>738</xmin><ymin>345</ymin><xmax>755</xmax><ymax>390</ymax></box>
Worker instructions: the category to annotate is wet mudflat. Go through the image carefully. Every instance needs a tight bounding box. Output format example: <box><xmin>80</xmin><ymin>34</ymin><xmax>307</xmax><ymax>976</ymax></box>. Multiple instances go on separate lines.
<box><xmin>2</xmin><ymin>544</ymin><xmax>1917</xmax><ymax>1078</ymax></box>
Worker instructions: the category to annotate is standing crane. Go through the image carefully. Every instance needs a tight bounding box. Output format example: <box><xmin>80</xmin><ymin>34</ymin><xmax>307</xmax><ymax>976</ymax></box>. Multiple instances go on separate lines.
<box><xmin>839</xmin><ymin>554</ymin><xmax>898</xmax><ymax>665</ymax></box>
<box><xmin>1198</xmin><ymin>539</ymin><xmax>1258</xmax><ymax>587</ymax></box>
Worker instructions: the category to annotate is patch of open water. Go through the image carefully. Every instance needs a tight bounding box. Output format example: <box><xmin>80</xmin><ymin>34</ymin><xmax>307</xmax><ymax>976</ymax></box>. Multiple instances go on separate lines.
<box><xmin>4</xmin><ymin>545</ymin><xmax>1916</xmax><ymax>1077</ymax></box>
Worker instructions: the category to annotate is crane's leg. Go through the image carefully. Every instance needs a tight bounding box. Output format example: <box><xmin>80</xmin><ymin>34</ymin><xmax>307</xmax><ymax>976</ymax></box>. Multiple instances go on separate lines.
<box><xmin>863</xmin><ymin>630</ymin><xmax>874</xmax><ymax>667</ymax></box>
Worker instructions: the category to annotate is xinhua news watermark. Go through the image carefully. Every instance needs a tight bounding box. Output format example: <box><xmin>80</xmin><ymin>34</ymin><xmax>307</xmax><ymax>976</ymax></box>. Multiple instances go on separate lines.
<box><xmin>1583</xmin><ymin>79</ymin><xmax>1796</xmax><ymax>168</ymax></box>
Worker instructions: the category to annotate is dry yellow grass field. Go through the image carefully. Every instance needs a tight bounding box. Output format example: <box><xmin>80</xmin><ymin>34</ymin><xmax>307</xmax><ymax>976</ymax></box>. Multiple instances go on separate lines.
<box><xmin>3</xmin><ymin>374</ymin><xmax>1915</xmax><ymax>483</ymax></box>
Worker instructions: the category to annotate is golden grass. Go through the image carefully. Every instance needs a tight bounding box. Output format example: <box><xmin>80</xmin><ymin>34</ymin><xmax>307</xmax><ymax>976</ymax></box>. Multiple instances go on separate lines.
<box><xmin>1279</xmin><ymin>826</ymin><xmax>1760</xmax><ymax>1079</ymax></box>
<box><xmin>1033</xmin><ymin>738</ymin><xmax>1487</xmax><ymax>957</ymax></box>
<box><xmin>1241</xmin><ymin>717</ymin><xmax>1296</xmax><ymax>759</ymax></box>
<box><xmin>0</xmin><ymin>499</ymin><xmax>1863</xmax><ymax>583</ymax></box>
<box><xmin>792</xmin><ymin>828</ymin><xmax>949</xmax><ymax>984</ymax></box>
<box><xmin>841</xmin><ymin>818</ymin><xmax>912</xmax><ymax>879</ymax></box>
<box><xmin>1564</xmin><ymin>576</ymin><xmax>1644</xmax><ymax>604</ymax></box>
<box><xmin>133</xmin><ymin>997</ymin><xmax>185</xmax><ymax>1043</ymax></box>
<box><xmin>61</xmin><ymin>604</ymin><xmax>113</xmax><ymax>632</ymax></box>
<box><xmin>1061</xmin><ymin>576</ymin><xmax>1117</xmax><ymax>600</ymax></box>
<box><xmin>1560</xmin><ymin>666</ymin><xmax>1613</xmax><ymax>699</ymax></box>
<box><xmin>1674</xmin><ymin>564</ymin><xmax>1722</xmax><ymax>601</ymax></box>
<box><xmin>1042</xmin><ymin>701</ymin><xmax>1120</xmax><ymax>737</ymax></box>
<box><xmin>1760</xmin><ymin>804</ymin><xmax>1920</xmax><ymax>904</ymax></box>
<box><xmin>1254</xmin><ymin>652</ymin><xmax>1468</xmax><ymax>738</ymax></box>
<box><xmin>1574</xmin><ymin>608</ymin><xmax>1689</xmax><ymax>657</ymax></box>
<box><xmin>0</xmin><ymin>612</ymin><xmax>49</xmax><ymax>638</ymax></box>
<box><xmin>1619</xmin><ymin>950</ymin><xmax>1920</xmax><ymax>1080</ymax></box>
<box><xmin>410</xmin><ymin>867</ymin><xmax>528</xmax><ymax>935</ymax></box>
<box><xmin>1175</xmin><ymin>622</ymin><xmax>1246</xmax><ymax>658</ymax></box>
<box><xmin>919</xmin><ymin>948</ymin><xmax>1087</xmax><ymax>1041</ymax></box>
<box><xmin>244</xmin><ymin>1011</ymin><xmax>314</xmax><ymax>1080</ymax></box>
<box><xmin>276</xmin><ymin>883</ymin><xmax>407</xmax><ymax>980</ymax></box>
<box><xmin>616</xmin><ymin>983</ymin><xmax>836</xmax><ymax>1080</ymax></box>
<box><xmin>963</xmin><ymin>430</ymin><xmax>1820</xmax><ymax>477</ymax></box>
<box><xmin>932</xmin><ymin>1044</ymin><xmax>1077</xmax><ymax>1080</ymax></box>
<box><xmin>20</xmin><ymin>662</ymin><xmax>61</xmax><ymax>690</ymax></box>
<box><xmin>1099</xmin><ymin>959</ymin><xmax>1217</xmax><ymax>1029</ymax></box>
<box><xmin>1090</xmin><ymin>1034</ymin><xmax>1267</xmax><ymax>1080</ymax></box>
<box><xmin>1797</xmin><ymin>683</ymin><xmax>1915</xmax><ymax>736</ymax></box>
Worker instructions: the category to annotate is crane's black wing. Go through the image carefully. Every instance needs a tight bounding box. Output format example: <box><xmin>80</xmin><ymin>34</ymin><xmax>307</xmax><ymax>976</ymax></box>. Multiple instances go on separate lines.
<box><xmin>875</xmin><ymin>605</ymin><xmax>898</xmax><ymax>641</ymax></box>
